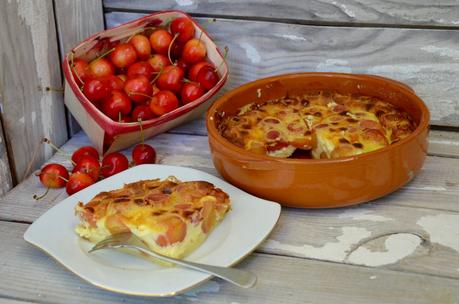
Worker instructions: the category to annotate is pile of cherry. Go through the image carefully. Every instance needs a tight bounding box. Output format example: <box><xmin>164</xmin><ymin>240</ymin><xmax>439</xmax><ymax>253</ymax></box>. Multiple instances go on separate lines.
<box><xmin>71</xmin><ymin>17</ymin><xmax>221</xmax><ymax>122</ymax></box>
<box><xmin>36</xmin><ymin>140</ymin><xmax>156</xmax><ymax>196</ymax></box>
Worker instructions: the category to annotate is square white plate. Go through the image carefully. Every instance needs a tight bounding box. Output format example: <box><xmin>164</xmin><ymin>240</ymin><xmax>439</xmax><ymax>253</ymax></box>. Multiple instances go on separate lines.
<box><xmin>24</xmin><ymin>164</ymin><xmax>281</xmax><ymax>296</ymax></box>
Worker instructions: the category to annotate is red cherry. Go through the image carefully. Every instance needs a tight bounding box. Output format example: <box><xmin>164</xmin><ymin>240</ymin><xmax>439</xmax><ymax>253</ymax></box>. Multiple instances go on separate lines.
<box><xmin>87</xmin><ymin>58</ymin><xmax>115</xmax><ymax>78</ymax></box>
<box><xmin>109</xmin><ymin>43</ymin><xmax>138</xmax><ymax>68</ymax></box>
<box><xmin>101</xmin><ymin>152</ymin><xmax>129</xmax><ymax>177</ymax></box>
<box><xmin>156</xmin><ymin>65</ymin><xmax>184</xmax><ymax>93</ymax></box>
<box><xmin>72</xmin><ymin>155</ymin><xmax>100</xmax><ymax>182</ymax></box>
<box><xmin>131</xmin><ymin>105</ymin><xmax>155</xmax><ymax>121</ymax></box>
<box><xmin>188</xmin><ymin>61</ymin><xmax>213</xmax><ymax>81</ymax></box>
<box><xmin>83</xmin><ymin>78</ymin><xmax>111</xmax><ymax>103</ymax></box>
<box><xmin>101</xmin><ymin>75</ymin><xmax>124</xmax><ymax>91</ymax></box>
<box><xmin>71</xmin><ymin>59</ymin><xmax>89</xmax><ymax>86</ymax></box>
<box><xmin>127</xmin><ymin>61</ymin><xmax>154</xmax><ymax>80</ymax></box>
<box><xmin>130</xmin><ymin>34</ymin><xmax>151</xmax><ymax>60</ymax></box>
<box><xmin>147</xmin><ymin>54</ymin><xmax>170</xmax><ymax>73</ymax></box>
<box><xmin>170</xmin><ymin>17</ymin><xmax>195</xmax><ymax>45</ymax></box>
<box><xmin>124</xmin><ymin>76</ymin><xmax>153</xmax><ymax>103</ymax></box>
<box><xmin>149</xmin><ymin>90</ymin><xmax>179</xmax><ymax>116</ymax></box>
<box><xmin>182</xmin><ymin>39</ymin><xmax>206</xmax><ymax>63</ymax></box>
<box><xmin>196</xmin><ymin>65</ymin><xmax>219</xmax><ymax>90</ymax></box>
<box><xmin>38</xmin><ymin>163</ymin><xmax>69</xmax><ymax>188</ymax></box>
<box><xmin>181</xmin><ymin>82</ymin><xmax>205</xmax><ymax>104</ymax></box>
<box><xmin>72</xmin><ymin>146</ymin><xmax>100</xmax><ymax>164</ymax></box>
<box><xmin>102</xmin><ymin>90</ymin><xmax>132</xmax><ymax>120</ymax></box>
<box><xmin>149</xmin><ymin>29</ymin><xmax>172</xmax><ymax>55</ymax></box>
<box><xmin>66</xmin><ymin>172</ymin><xmax>94</xmax><ymax>195</ymax></box>
<box><xmin>132</xmin><ymin>144</ymin><xmax>156</xmax><ymax>165</ymax></box>
<box><xmin>176</xmin><ymin>60</ymin><xmax>191</xmax><ymax>72</ymax></box>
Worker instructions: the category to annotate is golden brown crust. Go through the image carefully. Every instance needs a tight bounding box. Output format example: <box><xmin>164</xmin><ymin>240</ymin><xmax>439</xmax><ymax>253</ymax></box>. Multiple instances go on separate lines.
<box><xmin>219</xmin><ymin>92</ymin><xmax>416</xmax><ymax>159</ymax></box>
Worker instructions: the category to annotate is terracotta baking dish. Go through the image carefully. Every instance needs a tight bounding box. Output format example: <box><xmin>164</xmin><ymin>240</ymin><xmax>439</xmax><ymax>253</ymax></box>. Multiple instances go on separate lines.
<box><xmin>206</xmin><ymin>73</ymin><xmax>430</xmax><ymax>208</ymax></box>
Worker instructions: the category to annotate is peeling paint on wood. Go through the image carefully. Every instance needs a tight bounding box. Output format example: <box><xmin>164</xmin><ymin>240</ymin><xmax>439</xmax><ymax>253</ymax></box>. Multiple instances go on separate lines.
<box><xmin>417</xmin><ymin>214</ymin><xmax>459</xmax><ymax>253</ymax></box>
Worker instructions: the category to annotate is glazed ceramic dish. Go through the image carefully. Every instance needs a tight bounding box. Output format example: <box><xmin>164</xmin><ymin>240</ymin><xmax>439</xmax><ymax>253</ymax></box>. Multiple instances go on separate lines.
<box><xmin>206</xmin><ymin>73</ymin><xmax>430</xmax><ymax>208</ymax></box>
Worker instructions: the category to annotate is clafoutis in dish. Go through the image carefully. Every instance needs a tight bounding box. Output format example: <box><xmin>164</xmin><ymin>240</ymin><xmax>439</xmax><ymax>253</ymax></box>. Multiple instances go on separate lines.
<box><xmin>218</xmin><ymin>92</ymin><xmax>416</xmax><ymax>159</ymax></box>
<box><xmin>75</xmin><ymin>176</ymin><xmax>231</xmax><ymax>259</ymax></box>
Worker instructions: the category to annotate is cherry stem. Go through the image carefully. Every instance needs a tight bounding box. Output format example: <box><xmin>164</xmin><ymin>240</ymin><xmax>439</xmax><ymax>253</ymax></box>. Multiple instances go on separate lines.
<box><xmin>33</xmin><ymin>187</ymin><xmax>50</xmax><ymax>201</ymax></box>
<box><xmin>42</xmin><ymin>138</ymin><xmax>77</xmax><ymax>166</ymax></box>
<box><xmin>138</xmin><ymin>118</ymin><xmax>144</xmax><ymax>145</ymax></box>
<box><xmin>182</xmin><ymin>78</ymin><xmax>193</xmax><ymax>84</ymax></box>
<box><xmin>127</xmin><ymin>91</ymin><xmax>152</xmax><ymax>99</ymax></box>
<box><xmin>118</xmin><ymin>111</ymin><xmax>122</xmax><ymax>123</ymax></box>
<box><xmin>215</xmin><ymin>46</ymin><xmax>229</xmax><ymax>73</ymax></box>
<box><xmin>168</xmin><ymin>33</ymin><xmax>180</xmax><ymax>65</ymax></box>
<box><xmin>46</xmin><ymin>87</ymin><xmax>64</xmax><ymax>93</ymax></box>
<box><xmin>150</xmin><ymin>66</ymin><xmax>163</xmax><ymax>84</ymax></box>
<box><xmin>91</xmin><ymin>48</ymin><xmax>115</xmax><ymax>64</ymax></box>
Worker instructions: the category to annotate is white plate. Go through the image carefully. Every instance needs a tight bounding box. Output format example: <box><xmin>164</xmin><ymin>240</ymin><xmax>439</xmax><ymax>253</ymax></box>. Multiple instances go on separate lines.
<box><xmin>24</xmin><ymin>165</ymin><xmax>281</xmax><ymax>296</ymax></box>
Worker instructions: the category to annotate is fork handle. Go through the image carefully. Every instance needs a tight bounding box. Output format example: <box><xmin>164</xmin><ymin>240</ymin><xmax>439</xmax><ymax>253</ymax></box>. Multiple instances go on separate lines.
<box><xmin>135</xmin><ymin>247</ymin><xmax>257</xmax><ymax>288</ymax></box>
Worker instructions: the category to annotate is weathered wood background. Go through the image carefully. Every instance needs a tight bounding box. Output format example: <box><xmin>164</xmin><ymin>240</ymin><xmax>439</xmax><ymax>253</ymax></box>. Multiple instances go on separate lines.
<box><xmin>1</xmin><ymin>0</ymin><xmax>459</xmax><ymax>303</ymax></box>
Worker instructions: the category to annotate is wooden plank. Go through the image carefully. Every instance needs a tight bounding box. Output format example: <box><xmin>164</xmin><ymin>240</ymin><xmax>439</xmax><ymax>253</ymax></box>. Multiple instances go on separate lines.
<box><xmin>2</xmin><ymin>221</ymin><xmax>459</xmax><ymax>304</ymax></box>
<box><xmin>0</xmin><ymin>0</ymin><xmax>68</xmax><ymax>182</ymax></box>
<box><xmin>1</xmin><ymin>131</ymin><xmax>459</xmax><ymax>281</ymax></box>
<box><xmin>0</xmin><ymin>120</ymin><xmax>13</xmax><ymax>196</ymax></box>
<box><xmin>54</xmin><ymin>0</ymin><xmax>105</xmax><ymax>136</ymax></box>
<box><xmin>103</xmin><ymin>0</ymin><xmax>459</xmax><ymax>28</ymax></box>
<box><xmin>106</xmin><ymin>12</ymin><xmax>459</xmax><ymax>128</ymax></box>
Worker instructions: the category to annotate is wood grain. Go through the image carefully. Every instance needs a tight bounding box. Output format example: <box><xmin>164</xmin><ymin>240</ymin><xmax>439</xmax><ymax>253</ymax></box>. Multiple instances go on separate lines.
<box><xmin>106</xmin><ymin>12</ymin><xmax>459</xmax><ymax>128</ymax></box>
<box><xmin>103</xmin><ymin>0</ymin><xmax>459</xmax><ymax>28</ymax></box>
<box><xmin>1</xmin><ymin>131</ymin><xmax>459</xmax><ymax>282</ymax></box>
<box><xmin>0</xmin><ymin>120</ymin><xmax>13</xmax><ymax>196</ymax></box>
<box><xmin>54</xmin><ymin>0</ymin><xmax>105</xmax><ymax>136</ymax></box>
<box><xmin>2</xmin><ymin>221</ymin><xmax>459</xmax><ymax>304</ymax></box>
<box><xmin>0</xmin><ymin>0</ymin><xmax>68</xmax><ymax>182</ymax></box>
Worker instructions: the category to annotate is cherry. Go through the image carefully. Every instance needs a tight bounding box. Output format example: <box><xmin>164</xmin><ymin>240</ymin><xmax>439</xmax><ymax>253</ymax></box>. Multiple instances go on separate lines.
<box><xmin>127</xmin><ymin>61</ymin><xmax>154</xmax><ymax>80</ymax></box>
<box><xmin>72</xmin><ymin>155</ymin><xmax>100</xmax><ymax>182</ymax></box>
<box><xmin>129</xmin><ymin>34</ymin><xmax>151</xmax><ymax>60</ymax></box>
<box><xmin>102</xmin><ymin>90</ymin><xmax>132</xmax><ymax>120</ymax></box>
<box><xmin>181</xmin><ymin>82</ymin><xmax>205</xmax><ymax>104</ymax></box>
<box><xmin>170</xmin><ymin>17</ymin><xmax>195</xmax><ymax>45</ymax></box>
<box><xmin>101</xmin><ymin>75</ymin><xmax>124</xmax><ymax>91</ymax></box>
<box><xmin>88</xmin><ymin>58</ymin><xmax>115</xmax><ymax>78</ymax></box>
<box><xmin>149</xmin><ymin>29</ymin><xmax>172</xmax><ymax>55</ymax></box>
<box><xmin>182</xmin><ymin>38</ymin><xmax>206</xmax><ymax>63</ymax></box>
<box><xmin>147</xmin><ymin>54</ymin><xmax>170</xmax><ymax>73</ymax></box>
<box><xmin>188</xmin><ymin>61</ymin><xmax>213</xmax><ymax>81</ymax></box>
<box><xmin>176</xmin><ymin>60</ymin><xmax>191</xmax><ymax>73</ymax></box>
<box><xmin>83</xmin><ymin>78</ymin><xmax>111</xmax><ymax>103</ymax></box>
<box><xmin>124</xmin><ymin>76</ymin><xmax>153</xmax><ymax>103</ymax></box>
<box><xmin>149</xmin><ymin>90</ymin><xmax>179</xmax><ymax>116</ymax></box>
<box><xmin>72</xmin><ymin>146</ymin><xmax>99</xmax><ymax>164</ymax></box>
<box><xmin>101</xmin><ymin>152</ymin><xmax>129</xmax><ymax>177</ymax></box>
<box><xmin>132</xmin><ymin>144</ymin><xmax>156</xmax><ymax>165</ymax></box>
<box><xmin>196</xmin><ymin>65</ymin><xmax>219</xmax><ymax>90</ymax></box>
<box><xmin>132</xmin><ymin>105</ymin><xmax>155</xmax><ymax>121</ymax></box>
<box><xmin>109</xmin><ymin>43</ymin><xmax>138</xmax><ymax>68</ymax></box>
<box><xmin>71</xmin><ymin>58</ymin><xmax>89</xmax><ymax>86</ymax></box>
<box><xmin>156</xmin><ymin>65</ymin><xmax>184</xmax><ymax>93</ymax></box>
<box><xmin>66</xmin><ymin>172</ymin><xmax>94</xmax><ymax>195</ymax></box>
<box><xmin>38</xmin><ymin>163</ymin><xmax>69</xmax><ymax>188</ymax></box>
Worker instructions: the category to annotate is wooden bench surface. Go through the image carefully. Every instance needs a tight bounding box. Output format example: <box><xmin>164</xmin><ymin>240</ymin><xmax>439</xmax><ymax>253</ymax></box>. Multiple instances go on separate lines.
<box><xmin>1</xmin><ymin>1</ymin><xmax>459</xmax><ymax>303</ymax></box>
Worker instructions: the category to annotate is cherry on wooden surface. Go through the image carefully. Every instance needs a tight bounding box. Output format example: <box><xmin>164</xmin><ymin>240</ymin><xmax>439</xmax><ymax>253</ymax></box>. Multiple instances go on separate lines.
<box><xmin>101</xmin><ymin>152</ymin><xmax>129</xmax><ymax>177</ymax></box>
<box><xmin>72</xmin><ymin>155</ymin><xmax>101</xmax><ymax>182</ymax></box>
<box><xmin>72</xmin><ymin>146</ymin><xmax>100</xmax><ymax>164</ymax></box>
<box><xmin>38</xmin><ymin>163</ymin><xmax>69</xmax><ymax>189</ymax></box>
<box><xmin>66</xmin><ymin>172</ymin><xmax>95</xmax><ymax>195</ymax></box>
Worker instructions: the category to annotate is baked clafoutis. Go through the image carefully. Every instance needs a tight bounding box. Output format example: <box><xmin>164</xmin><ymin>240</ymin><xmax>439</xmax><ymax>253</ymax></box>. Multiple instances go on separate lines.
<box><xmin>218</xmin><ymin>92</ymin><xmax>416</xmax><ymax>159</ymax></box>
<box><xmin>75</xmin><ymin>176</ymin><xmax>231</xmax><ymax>259</ymax></box>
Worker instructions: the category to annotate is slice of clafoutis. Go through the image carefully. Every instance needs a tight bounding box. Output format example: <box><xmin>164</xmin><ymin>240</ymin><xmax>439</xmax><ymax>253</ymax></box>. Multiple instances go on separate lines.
<box><xmin>75</xmin><ymin>176</ymin><xmax>231</xmax><ymax>259</ymax></box>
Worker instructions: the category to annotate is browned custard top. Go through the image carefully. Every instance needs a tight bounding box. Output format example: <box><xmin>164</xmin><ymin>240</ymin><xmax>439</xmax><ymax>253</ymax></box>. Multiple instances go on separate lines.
<box><xmin>218</xmin><ymin>92</ymin><xmax>416</xmax><ymax>159</ymax></box>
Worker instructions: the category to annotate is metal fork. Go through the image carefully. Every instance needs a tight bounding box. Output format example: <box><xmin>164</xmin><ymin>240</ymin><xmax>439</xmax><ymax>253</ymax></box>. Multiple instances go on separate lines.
<box><xmin>89</xmin><ymin>232</ymin><xmax>257</xmax><ymax>288</ymax></box>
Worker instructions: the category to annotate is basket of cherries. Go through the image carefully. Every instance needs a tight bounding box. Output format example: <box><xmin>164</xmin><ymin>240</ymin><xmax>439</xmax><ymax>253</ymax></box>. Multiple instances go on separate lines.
<box><xmin>62</xmin><ymin>10</ymin><xmax>228</xmax><ymax>154</ymax></box>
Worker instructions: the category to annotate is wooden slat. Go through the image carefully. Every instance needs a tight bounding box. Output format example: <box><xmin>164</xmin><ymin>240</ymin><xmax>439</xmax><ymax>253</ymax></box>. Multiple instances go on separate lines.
<box><xmin>103</xmin><ymin>0</ymin><xmax>459</xmax><ymax>28</ymax></box>
<box><xmin>106</xmin><ymin>12</ymin><xmax>459</xmax><ymax>128</ymax></box>
<box><xmin>2</xmin><ymin>221</ymin><xmax>459</xmax><ymax>304</ymax></box>
<box><xmin>0</xmin><ymin>120</ymin><xmax>13</xmax><ymax>196</ymax></box>
<box><xmin>1</xmin><ymin>131</ymin><xmax>459</xmax><ymax>281</ymax></box>
<box><xmin>0</xmin><ymin>0</ymin><xmax>68</xmax><ymax>182</ymax></box>
<box><xmin>54</xmin><ymin>0</ymin><xmax>105</xmax><ymax>136</ymax></box>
